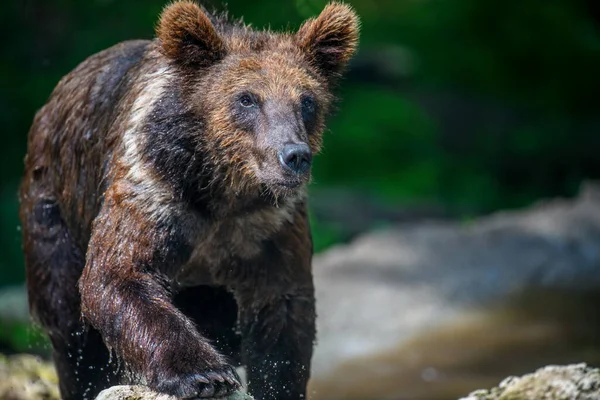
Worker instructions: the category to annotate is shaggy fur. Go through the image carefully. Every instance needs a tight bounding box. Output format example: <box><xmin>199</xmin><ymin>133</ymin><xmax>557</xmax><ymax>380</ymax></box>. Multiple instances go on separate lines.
<box><xmin>19</xmin><ymin>2</ymin><xmax>359</xmax><ymax>399</ymax></box>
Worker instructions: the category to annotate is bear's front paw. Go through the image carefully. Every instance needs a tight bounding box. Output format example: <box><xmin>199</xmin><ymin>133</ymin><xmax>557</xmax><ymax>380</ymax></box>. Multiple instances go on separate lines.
<box><xmin>156</xmin><ymin>364</ymin><xmax>241</xmax><ymax>399</ymax></box>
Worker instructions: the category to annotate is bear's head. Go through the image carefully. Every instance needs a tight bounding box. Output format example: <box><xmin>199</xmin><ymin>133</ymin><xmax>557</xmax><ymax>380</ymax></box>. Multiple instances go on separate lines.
<box><xmin>155</xmin><ymin>1</ymin><xmax>359</xmax><ymax>199</ymax></box>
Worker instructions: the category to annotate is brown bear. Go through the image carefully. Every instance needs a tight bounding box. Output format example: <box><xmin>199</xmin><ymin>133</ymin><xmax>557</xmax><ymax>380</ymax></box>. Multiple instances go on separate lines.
<box><xmin>19</xmin><ymin>1</ymin><xmax>358</xmax><ymax>399</ymax></box>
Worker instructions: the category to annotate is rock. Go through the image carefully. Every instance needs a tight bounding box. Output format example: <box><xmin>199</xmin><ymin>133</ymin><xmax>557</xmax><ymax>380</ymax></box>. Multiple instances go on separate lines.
<box><xmin>0</xmin><ymin>354</ymin><xmax>59</xmax><ymax>400</ymax></box>
<box><xmin>95</xmin><ymin>386</ymin><xmax>176</xmax><ymax>400</ymax></box>
<box><xmin>95</xmin><ymin>385</ymin><xmax>254</xmax><ymax>400</ymax></box>
<box><xmin>459</xmin><ymin>364</ymin><xmax>600</xmax><ymax>400</ymax></box>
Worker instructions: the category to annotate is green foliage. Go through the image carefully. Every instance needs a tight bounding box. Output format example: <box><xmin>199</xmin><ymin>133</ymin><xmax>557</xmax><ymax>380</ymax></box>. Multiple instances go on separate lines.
<box><xmin>0</xmin><ymin>321</ymin><xmax>49</xmax><ymax>356</ymax></box>
<box><xmin>314</xmin><ymin>84</ymin><xmax>440</xmax><ymax>200</ymax></box>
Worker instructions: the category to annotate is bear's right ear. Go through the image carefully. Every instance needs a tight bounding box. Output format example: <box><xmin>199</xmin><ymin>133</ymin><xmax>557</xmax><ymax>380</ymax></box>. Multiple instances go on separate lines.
<box><xmin>156</xmin><ymin>1</ymin><xmax>225</xmax><ymax>67</ymax></box>
<box><xmin>295</xmin><ymin>2</ymin><xmax>359</xmax><ymax>80</ymax></box>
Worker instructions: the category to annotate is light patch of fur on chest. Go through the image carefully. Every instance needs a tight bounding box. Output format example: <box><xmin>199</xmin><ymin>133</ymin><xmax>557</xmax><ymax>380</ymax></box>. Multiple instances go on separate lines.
<box><xmin>176</xmin><ymin>190</ymin><xmax>305</xmax><ymax>287</ymax></box>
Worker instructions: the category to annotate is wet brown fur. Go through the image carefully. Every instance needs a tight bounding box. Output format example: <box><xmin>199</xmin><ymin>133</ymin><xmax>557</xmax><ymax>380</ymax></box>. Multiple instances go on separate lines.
<box><xmin>19</xmin><ymin>2</ymin><xmax>358</xmax><ymax>399</ymax></box>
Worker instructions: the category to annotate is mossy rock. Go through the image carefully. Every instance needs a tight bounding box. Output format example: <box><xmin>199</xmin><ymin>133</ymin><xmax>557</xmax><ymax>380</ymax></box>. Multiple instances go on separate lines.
<box><xmin>460</xmin><ymin>364</ymin><xmax>600</xmax><ymax>400</ymax></box>
<box><xmin>0</xmin><ymin>353</ymin><xmax>60</xmax><ymax>400</ymax></box>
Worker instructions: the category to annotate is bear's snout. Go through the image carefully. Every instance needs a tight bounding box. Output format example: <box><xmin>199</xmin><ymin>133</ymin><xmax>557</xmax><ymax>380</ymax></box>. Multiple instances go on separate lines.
<box><xmin>278</xmin><ymin>143</ymin><xmax>312</xmax><ymax>175</ymax></box>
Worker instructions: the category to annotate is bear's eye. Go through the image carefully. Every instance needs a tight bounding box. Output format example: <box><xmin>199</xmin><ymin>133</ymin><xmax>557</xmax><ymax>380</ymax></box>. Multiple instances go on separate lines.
<box><xmin>301</xmin><ymin>96</ymin><xmax>316</xmax><ymax>113</ymax></box>
<box><xmin>239</xmin><ymin>94</ymin><xmax>257</xmax><ymax>108</ymax></box>
<box><xmin>301</xmin><ymin>95</ymin><xmax>317</xmax><ymax>119</ymax></box>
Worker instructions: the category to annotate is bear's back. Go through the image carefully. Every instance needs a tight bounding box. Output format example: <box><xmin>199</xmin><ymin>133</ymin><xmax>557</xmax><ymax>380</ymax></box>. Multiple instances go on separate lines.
<box><xmin>21</xmin><ymin>40</ymin><xmax>150</xmax><ymax>248</ymax></box>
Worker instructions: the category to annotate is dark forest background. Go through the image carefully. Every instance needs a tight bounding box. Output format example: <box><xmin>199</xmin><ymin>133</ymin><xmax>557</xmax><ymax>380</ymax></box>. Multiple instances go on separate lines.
<box><xmin>1</xmin><ymin>0</ymin><xmax>599</xmax><ymax>287</ymax></box>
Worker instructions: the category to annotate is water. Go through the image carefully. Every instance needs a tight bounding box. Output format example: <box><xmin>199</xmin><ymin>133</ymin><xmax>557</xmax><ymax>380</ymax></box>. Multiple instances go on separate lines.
<box><xmin>308</xmin><ymin>290</ymin><xmax>600</xmax><ymax>400</ymax></box>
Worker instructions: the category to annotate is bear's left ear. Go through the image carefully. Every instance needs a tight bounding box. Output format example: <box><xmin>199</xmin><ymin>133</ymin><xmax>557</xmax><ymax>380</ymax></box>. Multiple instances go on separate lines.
<box><xmin>295</xmin><ymin>2</ymin><xmax>359</xmax><ymax>79</ymax></box>
<box><xmin>156</xmin><ymin>0</ymin><xmax>225</xmax><ymax>67</ymax></box>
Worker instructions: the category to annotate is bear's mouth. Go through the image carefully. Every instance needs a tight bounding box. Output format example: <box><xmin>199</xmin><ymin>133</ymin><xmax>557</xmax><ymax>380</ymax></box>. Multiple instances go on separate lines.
<box><xmin>272</xmin><ymin>179</ymin><xmax>303</xmax><ymax>189</ymax></box>
<box><xmin>253</xmin><ymin>163</ymin><xmax>309</xmax><ymax>195</ymax></box>
<box><xmin>258</xmin><ymin>177</ymin><xmax>306</xmax><ymax>199</ymax></box>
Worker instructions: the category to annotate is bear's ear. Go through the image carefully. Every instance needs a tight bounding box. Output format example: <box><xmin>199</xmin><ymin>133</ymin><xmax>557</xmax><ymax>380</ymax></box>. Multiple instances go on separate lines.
<box><xmin>295</xmin><ymin>2</ymin><xmax>359</xmax><ymax>79</ymax></box>
<box><xmin>156</xmin><ymin>1</ymin><xmax>225</xmax><ymax>67</ymax></box>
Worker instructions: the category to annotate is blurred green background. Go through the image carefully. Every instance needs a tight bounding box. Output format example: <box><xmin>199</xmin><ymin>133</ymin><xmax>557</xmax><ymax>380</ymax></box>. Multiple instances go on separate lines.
<box><xmin>1</xmin><ymin>0</ymin><xmax>599</xmax><ymax>288</ymax></box>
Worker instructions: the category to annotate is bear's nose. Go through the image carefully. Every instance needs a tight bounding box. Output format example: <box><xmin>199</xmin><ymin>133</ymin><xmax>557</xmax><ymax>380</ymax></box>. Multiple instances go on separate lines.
<box><xmin>278</xmin><ymin>143</ymin><xmax>312</xmax><ymax>174</ymax></box>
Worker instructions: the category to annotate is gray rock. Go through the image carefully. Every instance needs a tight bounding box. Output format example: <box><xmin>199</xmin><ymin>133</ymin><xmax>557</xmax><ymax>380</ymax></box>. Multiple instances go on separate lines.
<box><xmin>459</xmin><ymin>364</ymin><xmax>600</xmax><ymax>400</ymax></box>
<box><xmin>95</xmin><ymin>385</ymin><xmax>176</xmax><ymax>400</ymax></box>
<box><xmin>95</xmin><ymin>385</ymin><xmax>253</xmax><ymax>400</ymax></box>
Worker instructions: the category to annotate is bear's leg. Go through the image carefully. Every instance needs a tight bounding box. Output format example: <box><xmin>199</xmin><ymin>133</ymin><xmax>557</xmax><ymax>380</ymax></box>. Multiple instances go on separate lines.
<box><xmin>22</xmin><ymin>198</ymin><xmax>119</xmax><ymax>400</ymax></box>
<box><xmin>78</xmin><ymin>199</ymin><xmax>241</xmax><ymax>399</ymax></box>
<box><xmin>236</xmin><ymin>285</ymin><xmax>316</xmax><ymax>400</ymax></box>
<box><xmin>174</xmin><ymin>285</ymin><xmax>242</xmax><ymax>365</ymax></box>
